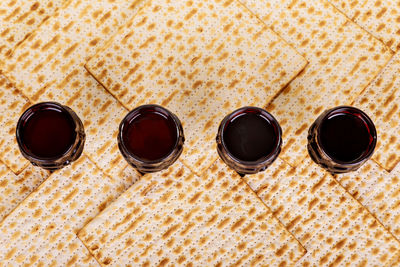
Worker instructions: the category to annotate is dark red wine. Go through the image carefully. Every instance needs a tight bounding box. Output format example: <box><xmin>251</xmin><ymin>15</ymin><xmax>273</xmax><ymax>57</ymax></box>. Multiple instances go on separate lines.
<box><xmin>118</xmin><ymin>105</ymin><xmax>184</xmax><ymax>173</ymax></box>
<box><xmin>319</xmin><ymin>113</ymin><xmax>371</xmax><ymax>162</ymax></box>
<box><xmin>308</xmin><ymin>106</ymin><xmax>377</xmax><ymax>173</ymax></box>
<box><xmin>223</xmin><ymin>113</ymin><xmax>277</xmax><ymax>161</ymax></box>
<box><xmin>122</xmin><ymin>109</ymin><xmax>178</xmax><ymax>161</ymax></box>
<box><xmin>217</xmin><ymin>107</ymin><xmax>282</xmax><ymax>175</ymax></box>
<box><xmin>20</xmin><ymin>106</ymin><xmax>76</xmax><ymax>158</ymax></box>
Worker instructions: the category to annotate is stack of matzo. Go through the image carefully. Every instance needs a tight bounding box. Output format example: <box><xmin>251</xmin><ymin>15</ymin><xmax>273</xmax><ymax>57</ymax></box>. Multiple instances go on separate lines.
<box><xmin>0</xmin><ymin>0</ymin><xmax>62</xmax><ymax>226</ymax></box>
<box><xmin>78</xmin><ymin>159</ymin><xmax>306</xmax><ymax>266</ymax></box>
<box><xmin>335</xmin><ymin>157</ymin><xmax>400</xmax><ymax>243</ymax></box>
<box><xmin>0</xmin><ymin>0</ymin><xmax>308</xmax><ymax>265</ymax></box>
<box><xmin>0</xmin><ymin>0</ymin><xmax>153</xmax><ymax>264</ymax></box>
<box><xmin>84</xmin><ymin>0</ymin><xmax>307</xmax><ymax>176</ymax></box>
<box><xmin>353</xmin><ymin>52</ymin><xmax>400</xmax><ymax>171</ymax></box>
<box><xmin>327</xmin><ymin>0</ymin><xmax>400</xmax><ymax>172</ymax></box>
<box><xmin>0</xmin><ymin>163</ymin><xmax>48</xmax><ymax>222</ymax></box>
<box><xmin>0</xmin><ymin>0</ymin><xmax>65</xmax><ymax>173</ymax></box>
<box><xmin>240</xmin><ymin>0</ymin><xmax>392</xmax><ymax>167</ymax></box>
<box><xmin>296</xmin><ymin>1</ymin><xmax>400</xmax><ymax>260</ymax></box>
<box><xmin>1</xmin><ymin>0</ymin><xmax>147</xmax><ymax>178</ymax></box>
<box><xmin>1</xmin><ymin>0</ymin><xmax>400</xmax><ymax>265</ymax></box>
<box><xmin>0</xmin><ymin>156</ymin><xmax>137</xmax><ymax>265</ymax></box>
<box><xmin>243</xmin><ymin>158</ymin><xmax>400</xmax><ymax>265</ymax></box>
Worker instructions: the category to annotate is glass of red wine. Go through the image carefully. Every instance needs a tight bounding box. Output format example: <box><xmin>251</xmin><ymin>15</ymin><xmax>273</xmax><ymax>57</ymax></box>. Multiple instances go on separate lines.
<box><xmin>308</xmin><ymin>106</ymin><xmax>377</xmax><ymax>173</ymax></box>
<box><xmin>216</xmin><ymin>106</ymin><xmax>282</xmax><ymax>175</ymax></box>
<box><xmin>118</xmin><ymin>104</ymin><xmax>184</xmax><ymax>173</ymax></box>
<box><xmin>16</xmin><ymin>102</ymin><xmax>85</xmax><ymax>171</ymax></box>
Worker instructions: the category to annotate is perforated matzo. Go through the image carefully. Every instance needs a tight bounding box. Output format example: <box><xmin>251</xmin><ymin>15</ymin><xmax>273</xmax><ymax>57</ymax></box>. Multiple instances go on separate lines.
<box><xmin>0</xmin><ymin>156</ymin><xmax>137</xmax><ymax>266</ymax></box>
<box><xmin>79</xmin><ymin>159</ymin><xmax>305</xmax><ymax>266</ymax></box>
<box><xmin>85</xmin><ymin>0</ymin><xmax>307</xmax><ymax>176</ymax></box>
<box><xmin>240</xmin><ymin>0</ymin><xmax>392</xmax><ymax>167</ymax></box>
<box><xmin>243</xmin><ymin>158</ymin><xmax>400</xmax><ymax>266</ymax></box>
<box><xmin>1</xmin><ymin>0</ymin><xmax>146</xmax><ymax>178</ymax></box>
<box><xmin>329</xmin><ymin>0</ymin><xmax>400</xmax><ymax>51</ymax></box>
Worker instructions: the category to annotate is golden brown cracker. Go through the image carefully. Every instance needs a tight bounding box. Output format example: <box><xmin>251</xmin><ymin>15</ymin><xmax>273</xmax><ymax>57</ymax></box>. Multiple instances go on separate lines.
<box><xmin>85</xmin><ymin>0</ymin><xmax>307</xmax><ymax>175</ymax></box>
<box><xmin>353</xmin><ymin>52</ymin><xmax>400</xmax><ymax>171</ymax></box>
<box><xmin>243</xmin><ymin>158</ymin><xmax>400</xmax><ymax>265</ymax></box>
<box><xmin>78</xmin><ymin>159</ymin><xmax>305</xmax><ymax>266</ymax></box>
<box><xmin>1</xmin><ymin>0</ymin><xmax>146</xmax><ymax>177</ymax></box>
<box><xmin>329</xmin><ymin>0</ymin><xmax>400</xmax><ymax>51</ymax></box>
<box><xmin>0</xmin><ymin>155</ymin><xmax>137</xmax><ymax>266</ymax></box>
<box><xmin>241</xmin><ymin>0</ymin><xmax>392</xmax><ymax>167</ymax></box>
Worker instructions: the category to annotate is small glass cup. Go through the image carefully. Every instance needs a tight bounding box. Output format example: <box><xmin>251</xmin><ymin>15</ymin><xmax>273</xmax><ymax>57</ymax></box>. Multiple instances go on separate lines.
<box><xmin>118</xmin><ymin>104</ymin><xmax>184</xmax><ymax>173</ymax></box>
<box><xmin>16</xmin><ymin>102</ymin><xmax>85</xmax><ymax>171</ymax></box>
<box><xmin>307</xmin><ymin>106</ymin><xmax>377</xmax><ymax>174</ymax></box>
<box><xmin>216</xmin><ymin>106</ymin><xmax>282</xmax><ymax>175</ymax></box>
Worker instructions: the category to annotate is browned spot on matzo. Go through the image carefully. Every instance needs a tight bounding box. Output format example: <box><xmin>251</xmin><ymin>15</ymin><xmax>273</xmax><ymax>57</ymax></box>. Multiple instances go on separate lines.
<box><xmin>78</xmin><ymin>160</ymin><xmax>305</xmax><ymax>265</ymax></box>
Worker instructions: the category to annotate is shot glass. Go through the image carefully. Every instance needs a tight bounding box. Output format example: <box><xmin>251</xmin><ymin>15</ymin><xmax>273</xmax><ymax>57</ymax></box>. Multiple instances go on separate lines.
<box><xmin>118</xmin><ymin>104</ymin><xmax>184</xmax><ymax>173</ymax></box>
<box><xmin>307</xmin><ymin>106</ymin><xmax>377</xmax><ymax>173</ymax></box>
<box><xmin>16</xmin><ymin>102</ymin><xmax>85</xmax><ymax>171</ymax></box>
<box><xmin>216</xmin><ymin>106</ymin><xmax>282</xmax><ymax>175</ymax></box>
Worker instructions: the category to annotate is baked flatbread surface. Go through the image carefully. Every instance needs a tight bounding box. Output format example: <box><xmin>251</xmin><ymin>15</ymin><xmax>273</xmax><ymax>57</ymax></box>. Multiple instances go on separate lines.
<box><xmin>353</xmin><ymin>52</ymin><xmax>400</xmax><ymax>171</ymax></box>
<box><xmin>240</xmin><ymin>0</ymin><xmax>392</xmax><ymax>167</ymax></box>
<box><xmin>0</xmin><ymin>75</ymin><xmax>30</xmax><ymax>173</ymax></box>
<box><xmin>329</xmin><ymin>0</ymin><xmax>400</xmax><ymax>51</ymax></box>
<box><xmin>336</xmin><ymin>159</ymin><xmax>400</xmax><ymax>243</ymax></box>
<box><xmin>1</xmin><ymin>0</ymin><xmax>399</xmax><ymax>265</ymax></box>
<box><xmin>1</xmin><ymin>0</ymin><xmax>147</xmax><ymax>179</ymax></box>
<box><xmin>0</xmin><ymin>0</ymin><xmax>67</xmax><ymax>172</ymax></box>
<box><xmin>0</xmin><ymin>0</ymin><xmax>64</xmax><ymax>64</ymax></box>
<box><xmin>0</xmin><ymin>156</ymin><xmax>137</xmax><ymax>266</ymax></box>
<box><xmin>85</xmin><ymin>0</ymin><xmax>307</xmax><ymax>176</ymax></box>
<box><xmin>243</xmin><ymin>158</ymin><xmax>400</xmax><ymax>266</ymax></box>
<box><xmin>79</xmin><ymin>159</ymin><xmax>306</xmax><ymax>266</ymax></box>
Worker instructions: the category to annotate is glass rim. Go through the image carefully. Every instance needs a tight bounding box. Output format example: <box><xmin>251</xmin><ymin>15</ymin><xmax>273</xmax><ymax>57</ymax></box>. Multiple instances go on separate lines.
<box><xmin>16</xmin><ymin>101</ymin><xmax>79</xmax><ymax>162</ymax></box>
<box><xmin>316</xmin><ymin>105</ymin><xmax>377</xmax><ymax>165</ymax></box>
<box><xmin>118</xmin><ymin>104</ymin><xmax>183</xmax><ymax>164</ymax></box>
<box><xmin>218</xmin><ymin>106</ymin><xmax>282</xmax><ymax>166</ymax></box>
